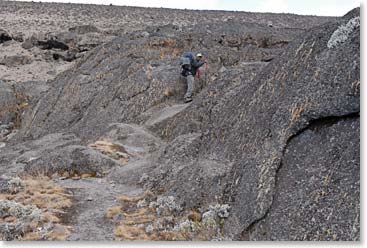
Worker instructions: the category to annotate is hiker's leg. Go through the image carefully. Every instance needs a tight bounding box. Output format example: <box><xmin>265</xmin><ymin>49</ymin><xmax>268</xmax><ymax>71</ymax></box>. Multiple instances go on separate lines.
<box><xmin>184</xmin><ymin>75</ymin><xmax>194</xmax><ymax>99</ymax></box>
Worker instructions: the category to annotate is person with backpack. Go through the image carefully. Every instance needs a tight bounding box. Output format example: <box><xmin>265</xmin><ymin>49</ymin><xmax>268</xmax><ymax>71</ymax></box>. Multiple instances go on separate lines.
<box><xmin>191</xmin><ymin>53</ymin><xmax>205</xmax><ymax>78</ymax></box>
<box><xmin>180</xmin><ymin>52</ymin><xmax>205</xmax><ymax>103</ymax></box>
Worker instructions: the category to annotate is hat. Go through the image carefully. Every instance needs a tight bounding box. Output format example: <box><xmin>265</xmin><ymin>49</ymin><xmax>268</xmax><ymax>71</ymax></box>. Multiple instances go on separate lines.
<box><xmin>196</xmin><ymin>53</ymin><xmax>203</xmax><ymax>57</ymax></box>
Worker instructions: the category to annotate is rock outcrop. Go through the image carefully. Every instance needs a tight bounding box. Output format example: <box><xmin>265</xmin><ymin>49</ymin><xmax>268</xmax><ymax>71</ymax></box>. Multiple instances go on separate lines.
<box><xmin>15</xmin><ymin>20</ymin><xmax>306</xmax><ymax>142</ymax></box>
<box><xmin>0</xmin><ymin>1</ymin><xmax>359</xmax><ymax>241</ymax></box>
<box><xmin>144</xmin><ymin>8</ymin><xmax>360</xmax><ymax>241</ymax></box>
<box><xmin>0</xmin><ymin>29</ymin><xmax>12</xmax><ymax>44</ymax></box>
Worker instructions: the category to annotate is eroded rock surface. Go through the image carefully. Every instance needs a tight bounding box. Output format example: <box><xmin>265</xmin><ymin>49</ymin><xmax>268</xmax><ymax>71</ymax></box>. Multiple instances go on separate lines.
<box><xmin>0</xmin><ymin>1</ymin><xmax>359</xmax><ymax>241</ymax></box>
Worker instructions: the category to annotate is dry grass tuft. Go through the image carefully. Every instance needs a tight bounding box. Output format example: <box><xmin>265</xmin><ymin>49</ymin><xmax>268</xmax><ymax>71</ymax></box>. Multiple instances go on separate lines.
<box><xmin>81</xmin><ymin>173</ymin><xmax>94</xmax><ymax>179</ymax></box>
<box><xmin>152</xmin><ymin>231</ymin><xmax>177</xmax><ymax>241</ymax></box>
<box><xmin>122</xmin><ymin>207</ymin><xmax>148</xmax><ymax>218</ymax></box>
<box><xmin>22</xmin><ymin>232</ymin><xmax>41</xmax><ymax>241</ymax></box>
<box><xmin>163</xmin><ymin>87</ymin><xmax>174</xmax><ymax>97</ymax></box>
<box><xmin>48</xmin><ymin>224</ymin><xmax>72</xmax><ymax>241</ymax></box>
<box><xmin>108</xmin><ymin>191</ymin><xmax>227</xmax><ymax>241</ymax></box>
<box><xmin>118</xmin><ymin>195</ymin><xmax>142</xmax><ymax>203</ymax></box>
<box><xmin>118</xmin><ymin>191</ymin><xmax>153</xmax><ymax>204</ymax></box>
<box><xmin>89</xmin><ymin>140</ymin><xmax>130</xmax><ymax>165</ymax></box>
<box><xmin>106</xmin><ymin>206</ymin><xmax>122</xmax><ymax>219</ymax></box>
<box><xmin>0</xmin><ymin>176</ymin><xmax>73</xmax><ymax>241</ymax></box>
<box><xmin>288</xmin><ymin>99</ymin><xmax>310</xmax><ymax>129</ymax></box>
<box><xmin>124</xmin><ymin>214</ymin><xmax>155</xmax><ymax>225</ymax></box>
<box><xmin>43</xmin><ymin>212</ymin><xmax>61</xmax><ymax>223</ymax></box>
<box><xmin>114</xmin><ymin>224</ymin><xmax>149</xmax><ymax>240</ymax></box>
<box><xmin>188</xmin><ymin>210</ymin><xmax>202</xmax><ymax>222</ymax></box>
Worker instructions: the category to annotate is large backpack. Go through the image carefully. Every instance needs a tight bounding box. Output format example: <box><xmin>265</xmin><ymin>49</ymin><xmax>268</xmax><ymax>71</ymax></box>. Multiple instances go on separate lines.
<box><xmin>179</xmin><ymin>52</ymin><xmax>194</xmax><ymax>66</ymax></box>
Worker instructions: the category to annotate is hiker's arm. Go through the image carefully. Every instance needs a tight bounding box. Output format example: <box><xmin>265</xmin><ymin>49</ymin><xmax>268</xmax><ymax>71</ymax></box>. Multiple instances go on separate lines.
<box><xmin>192</xmin><ymin>60</ymin><xmax>205</xmax><ymax>68</ymax></box>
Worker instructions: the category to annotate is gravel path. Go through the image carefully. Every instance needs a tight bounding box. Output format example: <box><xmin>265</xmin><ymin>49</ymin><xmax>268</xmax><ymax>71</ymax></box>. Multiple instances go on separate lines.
<box><xmin>56</xmin><ymin>177</ymin><xmax>143</xmax><ymax>241</ymax></box>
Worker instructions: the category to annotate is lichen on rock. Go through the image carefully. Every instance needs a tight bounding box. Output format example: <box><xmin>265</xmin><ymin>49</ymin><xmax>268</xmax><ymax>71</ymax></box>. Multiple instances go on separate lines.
<box><xmin>327</xmin><ymin>16</ymin><xmax>360</xmax><ymax>49</ymax></box>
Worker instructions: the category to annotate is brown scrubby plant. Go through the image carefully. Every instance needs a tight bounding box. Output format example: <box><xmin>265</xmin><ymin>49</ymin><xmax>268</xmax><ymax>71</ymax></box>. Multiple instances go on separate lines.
<box><xmin>0</xmin><ymin>176</ymin><xmax>73</xmax><ymax>241</ymax></box>
<box><xmin>107</xmin><ymin>191</ymin><xmax>231</xmax><ymax>241</ymax></box>
<box><xmin>88</xmin><ymin>140</ymin><xmax>130</xmax><ymax>165</ymax></box>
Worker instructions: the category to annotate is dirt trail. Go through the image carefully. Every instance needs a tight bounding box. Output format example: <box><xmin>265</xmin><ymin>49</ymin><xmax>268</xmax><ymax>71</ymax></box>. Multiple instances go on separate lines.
<box><xmin>54</xmin><ymin>103</ymin><xmax>191</xmax><ymax>240</ymax></box>
<box><xmin>56</xmin><ymin>177</ymin><xmax>143</xmax><ymax>241</ymax></box>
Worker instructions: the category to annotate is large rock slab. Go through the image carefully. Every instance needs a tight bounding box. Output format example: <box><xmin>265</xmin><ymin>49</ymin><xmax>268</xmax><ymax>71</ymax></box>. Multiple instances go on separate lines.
<box><xmin>16</xmin><ymin>20</ymin><xmax>297</xmax><ymax>143</ymax></box>
<box><xmin>145</xmin><ymin>8</ymin><xmax>360</xmax><ymax>240</ymax></box>
<box><xmin>249</xmin><ymin>117</ymin><xmax>359</xmax><ymax>241</ymax></box>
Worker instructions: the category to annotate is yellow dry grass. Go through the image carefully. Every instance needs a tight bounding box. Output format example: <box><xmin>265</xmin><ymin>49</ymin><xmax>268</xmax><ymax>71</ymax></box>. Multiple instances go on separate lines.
<box><xmin>108</xmin><ymin>190</ymin><xmax>224</xmax><ymax>241</ymax></box>
<box><xmin>109</xmin><ymin>191</ymin><xmax>184</xmax><ymax>241</ymax></box>
<box><xmin>188</xmin><ymin>210</ymin><xmax>202</xmax><ymax>222</ymax></box>
<box><xmin>288</xmin><ymin>99</ymin><xmax>310</xmax><ymax>130</ymax></box>
<box><xmin>3</xmin><ymin>216</ymin><xmax>17</xmax><ymax>222</ymax></box>
<box><xmin>114</xmin><ymin>224</ymin><xmax>149</xmax><ymax>241</ymax></box>
<box><xmin>153</xmin><ymin>231</ymin><xmax>178</xmax><ymax>241</ymax></box>
<box><xmin>118</xmin><ymin>195</ymin><xmax>144</xmax><ymax>203</ymax></box>
<box><xmin>164</xmin><ymin>87</ymin><xmax>174</xmax><ymax>97</ymax></box>
<box><xmin>290</xmin><ymin>105</ymin><xmax>304</xmax><ymax>126</ymax></box>
<box><xmin>118</xmin><ymin>191</ymin><xmax>153</xmax><ymax>204</ymax></box>
<box><xmin>0</xmin><ymin>176</ymin><xmax>73</xmax><ymax>241</ymax></box>
<box><xmin>122</xmin><ymin>207</ymin><xmax>148</xmax><ymax>218</ymax></box>
<box><xmin>81</xmin><ymin>173</ymin><xmax>94</xmax><ymax>179</ymax></box>
<box><xmin>48</xmin><ymin>224</ymin><xmax>72</xmax><ymax>241</ymax></box>
<box><xmin>22</xmin><ymin>232</ymin><xmax>41</xmax><ymax>241</ymax></box>
<box><xmin>43</xmin><ymin>213</ymin><xmax>61</xmax><ymax>223</ymax></box>
<box><xmin>10</xmin><ymin>179</ymin><xmax>73</xmax><ymax>211</ymax></box>
<box><xmin>56</xmin><ymin>170</ymin><xmax>97</xmax><ymax>179</ymax></box>
<box><xmin>124</xmin><ymin>215</ymin><xmax>155</xmax><ymax>225</ymax></box>
<box><xmin>89</xmin><ymin>140</ymin><xmax>130</xmax><ymax>164</ymax></box>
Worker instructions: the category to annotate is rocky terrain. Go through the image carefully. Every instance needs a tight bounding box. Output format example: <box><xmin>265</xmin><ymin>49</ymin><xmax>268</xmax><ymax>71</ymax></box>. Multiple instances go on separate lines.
<box><xmin>0</xmin><ymin>1</ymin><xmax>359</xmax><ymax>241</ymax></box>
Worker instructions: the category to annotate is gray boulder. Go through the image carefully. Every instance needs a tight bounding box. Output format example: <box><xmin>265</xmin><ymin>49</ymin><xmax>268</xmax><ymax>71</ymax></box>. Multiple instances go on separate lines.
<box><xmin>21</xmin><ymin>33</ymin><xmax>69</xmax><ymax>50</ymax></box>
<box><xmin>22</xmin><ymin>144</ymin><xmax>120</xmax><ymax>177</ymax></box>
<box><xmin>0</xmin><ymin>55</ymin><xmax>32</xmax><ymax>67</ymax></box>
<box><xmin>0</xmin><ymin>132</ymin><xmax>121</xmax><ymax>177</ymax></box>
<box><xmin>0</xmin><ymin>28</ymin><xmax>12</xmax><ymax>43</ymax></box>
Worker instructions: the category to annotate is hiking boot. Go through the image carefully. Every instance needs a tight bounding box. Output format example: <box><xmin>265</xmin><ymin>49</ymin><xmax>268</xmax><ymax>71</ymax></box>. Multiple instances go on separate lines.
<box><xmin>184</xmin><ymin>97</ymin><xmax>192</xmax><ymax>103</ymax></box>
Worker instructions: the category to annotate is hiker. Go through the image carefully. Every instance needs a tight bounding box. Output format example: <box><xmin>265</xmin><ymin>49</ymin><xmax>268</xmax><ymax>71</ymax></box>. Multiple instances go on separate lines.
<box><xmin>191</xmin><ymin>53</ymin><xmax>205</xmax><ymax>78</ymax></box>
<box><xmin>180</xmin><ymin>52</ymin><xmax>205</xmax><ymax>103</ymax></box>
